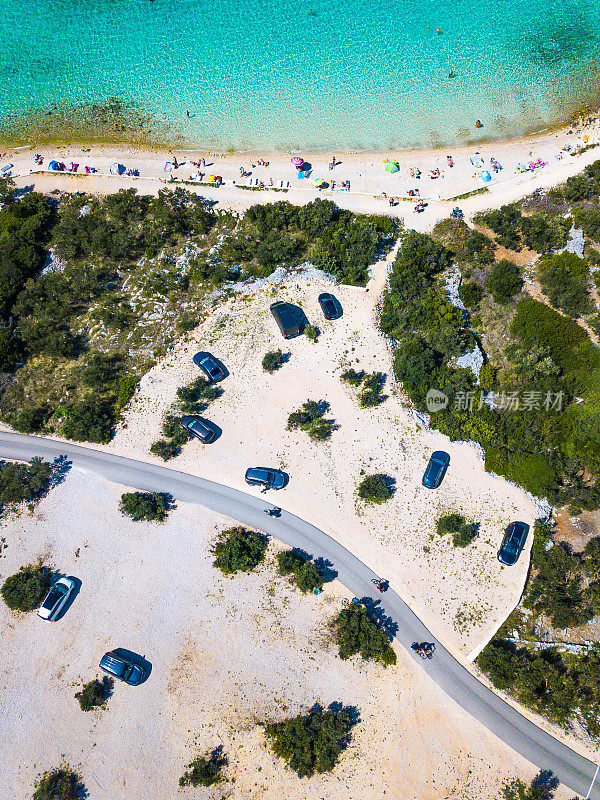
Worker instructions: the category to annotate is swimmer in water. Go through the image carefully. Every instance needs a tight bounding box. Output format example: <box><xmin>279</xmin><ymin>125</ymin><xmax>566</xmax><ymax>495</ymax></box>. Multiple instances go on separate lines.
<box><xmin>448</xmin><ymin>69</ymin><xmax>454</xmax><ymax>78</ymax></box>
<box><xmin>475</xmin><ymin>120</ymin><xmax>483</xmax><ymax>128</ymax></box>
<box><xmin>436</xmin><ymin>27</ymin><xmax>442</xmax><ymax>34</ymax></box>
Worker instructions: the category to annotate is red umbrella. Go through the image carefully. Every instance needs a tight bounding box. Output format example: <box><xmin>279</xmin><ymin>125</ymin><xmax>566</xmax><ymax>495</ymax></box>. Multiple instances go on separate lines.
<box><xmin>291</xmin><ymin>156</ymin><xmax>304</xmax><ymax>166</ymax></box>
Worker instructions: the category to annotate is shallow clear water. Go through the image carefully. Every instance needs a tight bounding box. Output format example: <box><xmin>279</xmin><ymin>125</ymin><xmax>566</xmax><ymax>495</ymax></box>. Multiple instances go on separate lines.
<box><xmin>2</xmin><ymin>0</ymin><xmax>600</xmax><ymax>149</ymax></box>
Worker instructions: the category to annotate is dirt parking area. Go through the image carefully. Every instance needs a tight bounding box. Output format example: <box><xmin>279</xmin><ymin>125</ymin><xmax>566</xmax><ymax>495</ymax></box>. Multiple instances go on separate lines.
<box><xmin>0</xmin><ymin>469</ymin><xmax>547</xmax><ymax>800</ymax></box>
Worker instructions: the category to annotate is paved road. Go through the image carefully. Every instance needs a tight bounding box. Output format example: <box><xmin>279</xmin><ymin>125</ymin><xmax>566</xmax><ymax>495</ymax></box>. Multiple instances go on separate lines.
<box><xmin>2</xmin><ymin>431</ymin><xmax>598</xmax><ymax>798</ymax></box>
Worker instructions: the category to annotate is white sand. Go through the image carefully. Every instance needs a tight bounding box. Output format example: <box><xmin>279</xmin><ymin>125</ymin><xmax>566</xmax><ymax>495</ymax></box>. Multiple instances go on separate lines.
<box><xmin>0</xmin><ymin>470</ymin><xmax>575</xmax><ymax>800</ymax></box>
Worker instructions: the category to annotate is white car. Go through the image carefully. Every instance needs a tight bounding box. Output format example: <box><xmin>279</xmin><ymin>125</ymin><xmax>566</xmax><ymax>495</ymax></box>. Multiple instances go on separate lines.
<box><xmin>37</xmin><ymin>577</ymin><xmax>76</xmax><ymax>621</ymax></box>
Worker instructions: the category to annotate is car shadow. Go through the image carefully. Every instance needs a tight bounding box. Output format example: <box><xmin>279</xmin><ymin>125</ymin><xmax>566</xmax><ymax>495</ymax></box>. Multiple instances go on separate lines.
<box><xmin>111</xmin><ymin>648</ymin><xmax>153</xmax><ymax>683</ymax></box>
<box><xmin>193</xmin><ymin>351</ymin><xmax>229</xmax><ymax>381</ymax></box>
<box><xmin>53</xmin><ymin>575</ymin><xmax>82</xmax><ymax>621</ymax></box>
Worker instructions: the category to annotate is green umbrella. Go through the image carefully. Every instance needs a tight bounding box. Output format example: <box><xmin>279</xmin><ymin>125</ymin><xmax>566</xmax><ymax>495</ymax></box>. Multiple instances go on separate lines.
<box><xmin>385</xmin><ymin>160</ymin><xmax>399</xmax><ymax>173</ymax></box>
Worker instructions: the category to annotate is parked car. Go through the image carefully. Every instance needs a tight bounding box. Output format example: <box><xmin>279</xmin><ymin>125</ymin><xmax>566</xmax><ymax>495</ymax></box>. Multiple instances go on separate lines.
<box><xmin>498</xmin><ymin>522</ymin><xmax>529</xmax><ymax>566</ymax></box>
<box><xmin>318</xmin><ymin>292</ymin><xmax>342</xmax><ymax>320</ymax></box>
<box><xmin>180</xmin><ymin>415</ymin><xmax>215</xmax><ymax>443</ymax></box>
<box><xmin>193</xmin><ymin>352</ymin><xmax>226</xmax><ymax>382</ymax></box>
<box><xmin>270</xmin><ymin>301</ymin><xmax>302</xmax><ymax>339</ymax></box>
<box><xmin>245</xmin><ymin>467</ymin><xmax>287</xmax><ymax>490</ymax></box>
<box><xmin>422</xmin><ymin>451</ymin><xmax>450</xmax><ymax>488</ymax></box>
<box><xmin>99</xmin><ymin>651</ymin><xmax>146</xmax><ymax>685</ymax></box>
<box><xmin>37</xmin><ymin>577</ymin><xmax>75</xmax><ymax>621</ymax></box>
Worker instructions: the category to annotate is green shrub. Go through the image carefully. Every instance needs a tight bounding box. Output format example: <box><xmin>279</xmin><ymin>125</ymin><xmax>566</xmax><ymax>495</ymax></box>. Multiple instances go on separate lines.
<box><xmin>458</xmin><ymin>281</ymin><xmax>484</xmax><ymax>307</ymax></box>
<box><xmin>287</xmin><ymin>400</ymin><xmax>334</xmax><ymax>441</ymax></box>
<box><xmin>82</xmin><ymin>352</ymin><xmax>125</xmax><ymax>389</ymax></box>
<box><xmin>1</xmin><ymin>563</ymin><xmax>51</xmax><ymax>612</ymax></box>
<box><xmin>537</xmin><ymin>252</ymin><xmax>593</xmax><ymax>318</ymax></box>
<box><xmin>75</xmin><ymin>678</ymin><xmax>111</xmax><ymax>711</ymax></box>
<box><xmin>502</xmin><ymin>776</ymin><xmax>557</xmax><ymax>800</ymax></box>
<box><xmin>520</xmin><ymin>213</ymin><xmax>570</xmax><ymax>254</ymax></box>
<box><xmin>452</xmin><ymin>524</ymin><xmax>478</xmax><ymax>548</ymax></box>
<box><xmin>487</xmin><ymin>260</ymin><xmax>523</xmax><ymax>304</ymax></box>
<box><xmin>33</xmin><ymin>768</ymin><xmax>81</xmax><ymax>800</ymax></box>
<box><xmin>436</xmin><ymin>513</ymin><xmax>464</xmax><ymax>535</ymax></box>
<box><xmin>264</xmin><ymin>707</ymin><xmax>356</xmax><ymax>777</ymax></box>
<box><xmin>478</xmin><ymin>362</ymin><xmax>496</xmax><ymax>390</ymax></box>
<box><xmin>304</xmin><ymin>323</ymin><xmax>320</xmax><ymax>342</ymax></box>
<box><xmin>150</xmin><ymin>439</ymin><xmax>178</xmax><ymax>461</ymax></box>
<box><xmin>485</xmin><ymin>447</ymin><xmax>556</xmax><ymax>497</ymax></box>
<box><xmin>262</xmin><ymin>349</ymin><xmax>285</xmax><ymax>372</ymax></box>
<box><xmin>463</xmin><ymin>230</ymin><xmax>496</xmax><ymax>265</ymax></box>
<box><xmin>482</xmin><ymin>204</ymin><xmax>522</xmax><ymax>250</ymax></box>
<box><xmin>11</xmin><ymin>404</ymin><xmax>51</xmax><ymax>433</ymax></box>
<box><xmin>120</xmin><ymin>491</ymin><xmax>170</xmax><ymax>522</ymax></box>
<box><xmin>176</xmin><ymin>375</ymin><xmax>220</xmax><ymax>413</ymax></box>
<box><xmin>573</xmin><ymin>206</ymin><xmax>600</xmax><ymax>242</ymax></box>
<box><xmin>276</xmin><ymin>550</ymin><xmax>324</xmax><ymax>593</ymax></box>
<box><xmin>357</xmin><ymin>474</ymin><xmax>392</xmax><ymax>503</ymax></box>
<box><xmin>212</xmin><ymin>526</ymin><xmax>267</xmax><ymax>574</ymax></box>
<box><xmin>179</xmin><ymin>748</ymin><xmax>226</xmax><ymax>787</ymax></box>
<box><xmin>60</xmin><ymin>395</ymin><xmax>115</xmax><ymax>443</ymax></box>
<box><xmin>335</xmin><ymin>604</ymin><xmax>393</xmax><ymax>662</ymax></box>
<box><xmin>115</xmin><ymin>374</ymin><xmax>139</xmax><ymax>409</ymax></box>
<box><xmin>340</xmin><ymin>368</ymin><xmax>364</xmax><ymax>386</ymax></box>
<box><xmin>358</xmin><ymin>372</ymin><xmax>385</xmax><ymax>407</ymax></box>
<box><xmin>0</xmin><ymin>457</ymin><xmax>53</xmax><ymax>505</ymax></box>
<box><xmin>162</xmin><ymin>414</ymin><xmax>190</xmax><ymax>446</ymax></box>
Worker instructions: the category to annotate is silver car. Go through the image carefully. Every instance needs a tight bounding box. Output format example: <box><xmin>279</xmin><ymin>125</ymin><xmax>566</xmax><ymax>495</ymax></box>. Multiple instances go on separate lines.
<box><xmin>38</xmin><ymin>577</ymin><xmax>76</xmax><ymax>621</ymax></box>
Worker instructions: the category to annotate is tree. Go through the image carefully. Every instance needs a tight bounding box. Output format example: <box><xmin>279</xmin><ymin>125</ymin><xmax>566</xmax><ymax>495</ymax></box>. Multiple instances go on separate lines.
<box><xmin>120</xmin><ymin>491</ymin><xmax>170</xmax><ymax>522</ymax></box>
<box><xmin>179</xmin><ymin>748</ymin><xmax>227</xmax><ymax>787</ymax></box>
<box><xmin>358</xmin><ymin>372</ymin><xmax>385</xmax><ymax>407</ymax></box>
<box><xmin>75</xmin><ymin>678</ymin><xmax>111</xmax><ymax>711</ymax></box>
<box><xmin>1</xmin><ymin>563</ymin><xmax>51</xmax><ymax>612</ymax></box>
<box><xmin>82</xmin><ymin>352</ymin><xmax>125</xmax><ymax>389</ymax></box>
<box><xmin>458</xmin><ymin>281</ymin><xmax>484</xmax><ymax>307</ymax></box>
<box><xmin>482</xmin><ymin>204</ymin><xmax>522</xmax><ymax>250</ymax></box>
<box><xmin>276</xmin><ymin>549</ymin><xmax>324</xmax><ymax>593</ymax></box>
<box><xmin>60</xmin><ymin>396</ymin><xmax>115</xmax><ymax>444</ymax></box>
<box><xmin>340</xmin><ymin>368</ymin><xmax>364</xmax><ymax>386</ymax></box>
<box><xmin>150</xmin><ymin>439</ymin><xmax>179</xmax><ymax>461</ymax></box>
<box><xmin>264</xmin><ymin>706</ymin><xmax>357</xmax><ymax>777</ymax></box>
<box><xmin>262</xmin><ymin>349</ymin><xmax>286</xmax><ymax>372</ymax></box>
<box><xmin>32</xmin><ymin>768</ymin><xmax>81</xmax><ymax>800</ymax></box>
<box><xmin>304</xmin><ymin>324</ymin><xmax>320</xmax><ymax>342</ymax></box>
<box><xmin>487</xmin><ymin>260</ymin><xmax>523</xmax><ymax>304</ymax></box>
<box><xmin>538</xmin><ymin>252</ymin><xmax>593</xmax><ymax>318</ymax></box>
<box><xmin>0</xmin><ymin>457</ymin><xmax>53</xmax><ymax>504</ymax></box>
<box><xmin>357</xmin><ymin>474</ymin><xmax>392</xmax><ymax>503</ymax></box>
<box><xmin>335</xmin><ymin>605</ymin><xmax>395</xmax><ymax>664</ymax></box>
<box><xmin>212</xmin><ymin>527</ymin><xmax>267</xmax><ymax>574</ymax></box>
<box><xmin>287</xmin><ymin>400</ymin><xmax>334</xmax><ymax>442</ymax></box>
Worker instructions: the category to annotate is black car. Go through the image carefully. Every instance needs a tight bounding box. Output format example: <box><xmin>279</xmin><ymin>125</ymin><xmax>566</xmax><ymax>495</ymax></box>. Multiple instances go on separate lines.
<box><xmin>422</xmin><ymin>451</ymin><xmax>450</xmax><ymax>488</ymax></box>
<box><xmin>245</xmin><ymin>467</ymin><xmax>287</xmax><ymax>490</ymax></box>
<box><xmin>193</xmin><ymin>352</ymin><xmax>226</xmax><ymax>382</ymax></box>
<box><xmin>270</xmin><ymin>301</ymin><xmax>302</xmax><ymax>339</ymax></box>
<box><xmin>180</xmin><ymin>415</ymin><xmax>215</xmax><ymax>443</ymax></box>
<box><xmin>99</xmin><ymin>651</ymin><xmax>146</xmax><ymax>685</ymax></box>
<box><xmin>498</xmin><ymin>522</ymin><xmax>529</xmax><ymax>566</ymax></box>
<box><xmin>318</xmin><ymin>293</ymin><xmax>342</xmax><ymax>320</ymax></box>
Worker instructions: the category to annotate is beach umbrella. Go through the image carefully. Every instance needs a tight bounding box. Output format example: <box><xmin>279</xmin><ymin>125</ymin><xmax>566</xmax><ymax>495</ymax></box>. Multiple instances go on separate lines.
<box><xmin>314</xmin><ymin>178</ymin><xmax>325</xmax><ymax>186</ymax></box>
<box><xmin>385</xmin><ymin>160</ymin><xmax>399</xmax><ymax>173</ymax></box>
<box><xmin>291</xmin><ymin>156</ymin><xmax>304</xmax><ymax>166</ymax></box>
<box><xmin>480</xmin><ymin>170</ymin><xmax>492</xmax><ymax>182</ymax></box>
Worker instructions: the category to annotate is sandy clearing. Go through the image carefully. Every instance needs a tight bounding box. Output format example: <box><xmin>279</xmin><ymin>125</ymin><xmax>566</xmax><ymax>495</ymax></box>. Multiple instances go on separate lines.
<box><xmin>103</xmin><ymin>248</ymin><xmax>538</xmax><ymax>658</ymax></box>
<box><xmin>0</xmin><ymin>469</ymin><xmax>564</xmax><ymax>800</ymax></box>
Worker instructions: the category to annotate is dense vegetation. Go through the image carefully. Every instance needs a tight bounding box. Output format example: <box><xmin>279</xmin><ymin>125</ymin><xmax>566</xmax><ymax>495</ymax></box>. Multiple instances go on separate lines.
<box><xmin>478</xmin><ymin>521</ymin><xmax>600</xmax><ymax>736</ymax></box>
<box><xmin>119</xmin><ymin>491</ymin><xmax>171</xmax><ymax>522</ymax></box>
<box><xmin>0</xmin><ymin>188</ymin><xmax>392</xmax><ymax>446</ymax></box>
<box><xmin>287</xmin><ymin>400</ymin><xmax>335</xmax><ymax>442</ymax></box>
<box><xmin>502</xmin><ymin>775</ymin><xmax>558</xmax><ymax>800</ymax></box>
<box><xmin>179</xmin><ymin>748</ymin><xmax>227</xmax><ymax>787</ymax></box>
<box><xmin>75</xmin><ymin>678</ymin><xmax>112</xmax><ymax>711</ymax></box>
<box><xmin>357</xmin><ymin>474</ymin><xmax>393</xmax><ymax>503</ymax></box>
<box><xmin>1</xmin><ymin>563</ymin><xmax>51</xmax><ymax>611</ymax></box>
<box><xmin>383</xmin><ymin>214</ymin><xmax>600</xmax><ymax>509</ymax></box>
<box><xmin>264</xmin><ymin>706</ymin><xmax>357</xmax><ymax>778</ymax></box>
<box><xmin>341</xmin><ymin>368</ymin><xmax>386</xmax><ymax>407</ymax></box>
<box><xmin>212</xmin><ymin>526</ymin><xmax>268</xmax><ymax>574</ymax></box>
<box><xmin>276</xmin><ymin>549</ymin><xmax>324</xmax><ymax>593</ymax></box>
<box><xmin>0</xmin><ymin>457</ymin><xmax>53</xmax><ymax>507</ymax></box>
<box><xmin>334</xmin><ymin>604</ymin><xmax>396</xmax><ymax>665</ymax></box>
<box><xmin>32</xmin><ymin>768</ymin><xmax>82</xmax><ymax>800</ymax></box>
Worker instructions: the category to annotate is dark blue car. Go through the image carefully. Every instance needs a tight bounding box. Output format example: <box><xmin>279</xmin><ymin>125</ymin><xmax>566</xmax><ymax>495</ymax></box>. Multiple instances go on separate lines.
<box><xmin>498</xmin><ymin>522</ymin><xmax>529</xmax><ymax>566</ymax></box>
<box><xmin>422</xmin><ymin>451</ymin><xmax>450</xmax><ymax>489</ymax></box>
<box><xmin>245</xmin><ymin>467</ymin><xmax>287</xmax><ymax>490</ymax></box>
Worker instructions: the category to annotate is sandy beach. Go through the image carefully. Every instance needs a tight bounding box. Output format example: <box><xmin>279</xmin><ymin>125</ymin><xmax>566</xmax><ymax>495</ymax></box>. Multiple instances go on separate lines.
<box><xmin>3</xmin><ymin>113</ymin><xmax>600</xmax><ymax>229</ymax></box>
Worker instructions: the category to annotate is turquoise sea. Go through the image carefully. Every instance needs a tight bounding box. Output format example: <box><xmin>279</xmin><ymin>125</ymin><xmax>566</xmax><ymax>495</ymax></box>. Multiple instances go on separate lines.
<box><xmin>1</xmin><ymin>0</ymin><xmax>600</xmax><ymax>150</ymax></box>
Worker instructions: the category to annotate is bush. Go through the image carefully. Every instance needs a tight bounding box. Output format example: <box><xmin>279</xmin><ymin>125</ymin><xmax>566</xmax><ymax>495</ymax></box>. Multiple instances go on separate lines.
<box><xmin>75</xmin><ymin>678</ymin><xmax>111</xmax><ymax>711</ymax></box>
<box><xmin>482</xmin><ymin>204</ymin><xmax>522</xmax><ymax>250</ymax></box>
<box><xmin>60</xmin><ymin>396</ymin><xmax>115</xmax><ymax>443</ymax></box>
<box><xmin>458</xmin><ymin>281</ymin><xmax>484</xmax><ymax>307</ymax></box>
<box><xmin>452</xmin><ymin>523</ymin><xmax>478</xmax><ymax>548</ymax></box>
<box><xmin>150</xmin><ymin>439</ymin><xmax>178</xmax><ymax>461</ymax></box>
<box><xmin>33</xmin><ymin>768</ymin><xmax>81</xmax><ymax>800</ymax></box>
<box><xmin>276</xmin><ymin>549</ymin><xmax>324</xmax><ymax>593</ymax></box>
<box><xmin>120</xmin><ymin>491</ymin><xmax>170</xmax><ymax>522</ymax></box>
<box><xmin>287</xmin><ymin>400</ymin><xmax>334</xmax><ymax>441</ymax></box>
<box><xmin>537</xmin><ymin>252</ymin><xmax>593</xmax><ymax>318</ymax></box>
<box><xmin>485</xmin><ymin>447</ymin><xmax>556</xmax><ymax>497</ymax></box>
<box><xmin>357</xmin><ymin>474</ymin><xmax>392</xmax><ymax>503</ymax></box>
<box><xmin>179</xmin><ymin>748</ymin><xmax>226</xmax><ymax>787</ymax></box>
<box><xmin>262</xmin><ymin>349</ymin><xmax>285</xmax><ymax>372</ymax></box>
<box><xmin>304</xmin><ymin>323</ymin><xmax>320</xmax><ymax>342</ymax></box>
<box><xmin>0</xmin><ymin>457</ymin><xmax>53</xmax><ymax>505</ymax></box>
<box><xmin>436</xmin><ymin>513</ymin><xmax>464</xmax><ymax>535</ymax></box>
<box><xmin>1</xmin><ymin>563</ymin><xmax>51</xmax><ymax>612</ymax></box>
<box><xmin>520</xmin><ymin>213</ymin><xmax>570</xmax><ymax>254</ymax></box>
<box><xmin>487</xmin><ymin>260</ymin><xmax>523</xmax><ymax>304</ymax></box>
<box><xmin>115</xmin><ymin>374</ymin><xmax>139</xmax><ymax>409</ymax></box>
<box><xmin>358</xmin><ymin>372</ymin><xmax>385</xmax><ymax>407</ymax></box>
<box><xmin>82</xmin><ymin>352</ymin><xmax>125</xmax><ymax>389</ymax></box>
<box><xmin>11</xmin><ymin>404</ymin><xmax>51</xmax><ymax>433</ymax></box>
<box><xmin>264</xmin><ymin>706</ymin><xmax>357</xmax><ymax>777</ymax></box>
<box><xmin>340</xmin><ymin>368</ymin><xmax>364</xmax><ymax>386</ymax></box>
<box><xmin>212</xmin><ymin>526</ymin><xmax>267</xmax><ymax>574</ymax></box>
<box><xmin>335</xmin><ymin>604</ymin><xmax>394</xmax><ymax>662</ymax></box>
<box><xmin>176</xmin><ymin>375</ymin><xmax>220</xmax><ymax>413</ymax></box>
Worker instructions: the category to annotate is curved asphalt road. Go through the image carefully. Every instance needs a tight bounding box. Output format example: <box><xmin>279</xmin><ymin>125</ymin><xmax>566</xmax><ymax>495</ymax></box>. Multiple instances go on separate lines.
<box><xmin>1</xmin><ymin>431</ymin><xmax>598</xmax><ymax>798</ymax></box>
